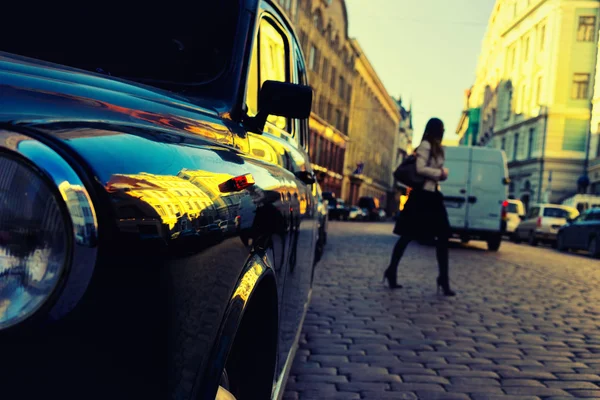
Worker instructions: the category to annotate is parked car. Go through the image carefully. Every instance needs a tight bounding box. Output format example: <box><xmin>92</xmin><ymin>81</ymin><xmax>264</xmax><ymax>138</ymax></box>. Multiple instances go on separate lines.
<box><xmin>0</xmin><ymin>1</ymin><xmax>318</xmax><ymax>399</ymax></box>
<box><xmin>557</xmin><ymin>207</ymin><xmax>600</xmax><ymax>258</ymax></box>
<box><xmin>505</xmin><ymin>199</ymin><xmax>526</xmax><ymax>237</ymax></box>
<box><xmin>561</xmin><ymin>194</ymin><xmax>600</xmax><ymax>214</ymax></box>
<box><xmin>441</xmin><ymin>146</ymin><xmax>509</xmax><ymax>251</ymax></box>
<box><xmin>327</xmin><ymin>197</ymin><xmax>350</xmax><ymax>220</ymax></box>
<box><xmin>358</xmin><ymin>196</ymin><xmax>381</xmax><ymax>221</ymax></box>
<box><xmin>513</xmin><ymin>204</ymin><xmax>579</xmax><ymax>247</ymax></box>
<box><xmin>349</xmin><ymin>206</ymin><xmax>367</xmax><ymax>221</ymax></box>
<box><xmin>315</xmin><ymin>183</ymin><xmax>329</xmax><ymax>262</ymax></box>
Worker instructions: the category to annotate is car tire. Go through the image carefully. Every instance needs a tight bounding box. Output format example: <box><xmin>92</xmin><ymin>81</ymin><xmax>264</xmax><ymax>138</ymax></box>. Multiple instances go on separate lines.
<box><xmin>487</xmin><ymin>235</ymin><xmax>502</xmax><ymax>252</ymax></box>
<box><xmin>460</xmin><ymin>236</ymin><xmax>470</xmax><ymax>245</ymax></box>
<box><xmin>528</xmin><ymin>232</ymin><xmax>538</xmax><ymax>247</ymax></box>
<box><xmin>557</xmin><ymin>233</ymin><xmax>568</xmax><ymax>252</ymax></box>
<box><xmin>589</xmin><ymin>236</ymin><xmax>600</xmax><ymax>259</ymax></box>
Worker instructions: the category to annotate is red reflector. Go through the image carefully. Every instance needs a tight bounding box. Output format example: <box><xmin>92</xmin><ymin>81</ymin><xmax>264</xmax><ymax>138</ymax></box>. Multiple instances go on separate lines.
<box><xmin>537</xmin><ymin>216</ymin><xmax>542</xmax><ymax>228</ymax></box>
<box><xmin>219</xmin><ymin>174</ymin><xmax>255</xmax><ymax>193</ymax></box>
<box><xmin>502</xmin><ymin>200</ymin><xmax>509</xmax><ymax>208</ymax></box>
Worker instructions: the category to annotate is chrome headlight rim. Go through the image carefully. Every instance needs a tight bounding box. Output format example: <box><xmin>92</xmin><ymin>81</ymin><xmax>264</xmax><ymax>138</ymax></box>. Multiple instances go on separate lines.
<box><xmin>0</xmin><ymin>128</ymin><xmax>99</xmax><ymax>331</ymax></box>
<box><xmin>0</xmin><ymin>149</ymin><xmax>75</xmax><ymax>330</ymax></box>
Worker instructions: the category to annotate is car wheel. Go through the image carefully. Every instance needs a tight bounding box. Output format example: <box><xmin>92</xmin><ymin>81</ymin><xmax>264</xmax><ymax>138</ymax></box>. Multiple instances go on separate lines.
<box><xmin>557</xmin><ymin>233</ymin><xmax>568</xmax><ymax>252</ymax></box>
<box><xmin>487</xmin><ymin>235</ymin><xmax>501</xmax><ymax>252</ymax></box>
<box><xmin>589</xmin><ymin>236</ymin><xmax>600</xmax><ymax>259</ymax></box>
<box><xmin>460</xmin><ymin>236</ymin><xmax>470</xmax><ymax>245</ymax></box>
<box><xmin>528</xmin><ymin>232</ymin><xmax>538</xmax><ymax>247</ymax></box>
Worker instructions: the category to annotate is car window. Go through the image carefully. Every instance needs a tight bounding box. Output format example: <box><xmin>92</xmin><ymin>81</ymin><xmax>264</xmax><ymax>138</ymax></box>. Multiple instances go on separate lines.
<box><xmin>528</xmin><ymin>207</ymin><xmax>540</xmax><ymax>219</ymax></box>
<box><xmin>543</xmin><ymin>208</ymin><xmax>570</xmax><ymax>218</ymax></box>
<box><xmin>294</xmin><ymin>46</ymin><xmax>309</xmax><ymax>149</ymax></box>
<box><xmin>507</xmin><ymin>203</ymin><xmax>519</xmax><ymax>213</ymax></box>
<box><xmin>246</xmin><ymin>17</ymin><xmax>290</xmax><ymax>132</ymax></box>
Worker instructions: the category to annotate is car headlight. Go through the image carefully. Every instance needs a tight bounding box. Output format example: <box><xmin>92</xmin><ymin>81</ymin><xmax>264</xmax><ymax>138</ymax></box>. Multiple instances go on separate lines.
<box><xmin>0</xmin><ymin>154</ymin><xmax>69</xmax><ymax>330</ymax></box>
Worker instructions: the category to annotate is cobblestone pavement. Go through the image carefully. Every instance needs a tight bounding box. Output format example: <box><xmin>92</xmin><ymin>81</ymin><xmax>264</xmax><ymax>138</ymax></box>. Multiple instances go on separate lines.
<box><xmin>284</xmin><ymin>221</ymin><xmax>600</xmax><ymax>400</ymax></box>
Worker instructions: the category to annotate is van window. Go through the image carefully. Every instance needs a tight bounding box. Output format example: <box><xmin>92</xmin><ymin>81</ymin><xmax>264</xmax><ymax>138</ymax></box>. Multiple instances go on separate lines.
<box><xmin>543</xmin><ymin>208</ymin><xmax>573</xmax><ymax>219</ymax></box>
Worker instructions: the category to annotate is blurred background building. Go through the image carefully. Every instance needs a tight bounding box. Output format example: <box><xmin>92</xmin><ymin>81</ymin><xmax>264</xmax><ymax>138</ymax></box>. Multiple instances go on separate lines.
<box><xmin>458</xmin><ymin>0</ymin><xmax>600</xmax><ymax>207</ymax></box>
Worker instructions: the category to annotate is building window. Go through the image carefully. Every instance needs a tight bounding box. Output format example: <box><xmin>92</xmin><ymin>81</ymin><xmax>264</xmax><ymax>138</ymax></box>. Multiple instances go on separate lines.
<box><xmin>338</xmin><ymin>76</ymin><xmax>345</xmax><ymax>98</ymax></box>
<box><xmin>528</xmin><ymin>128</ymin><xmax>535</xmax><ymax>158</ymax></box>
<box><xmin>513</xmin><ymin>133</ymin><xmax>519</xmax><ymax>160</ymax></box>
<box><xmin>578</xmin><ymin>16</ymin><xmax>596</xmax><ymax>42</ymax></box>
<box><xmin>330</xmin><ymin>67</ymin><xmax>337</xmax><ymax>89</ymax></box>
<box><xmin>313</xmin><ymin>11</ymin><xmax>323</xmax><ymax>31</ymax></box>
<box><xmin>321</xmin><ymin>58</ymin><xmax>329</xmax><ymax>82</ymax></box>
<box><xmin>326</xmin><ymin>102</ymin><xmax>333</xmax><ymax>121</ymax></box>
<box><xmin>299</xmin><ymin>30</ymin><xmax>307</xmax><ymax>48</ymax></box>
<box><xmin>519</xmin><ymin>84</ymin><xmax>527</xmax><ymax>114</ymax></box>
<box><xmin>524</xmin><ymin>36</ymin><xmax>530</xmax><ymax>61</ymax></box>
<box><xmin>335</xmin><ymin>109</ymin><xmax>342</xmax><ymax>130</ymax></box>
<box><xmin>318</xmin><ymin>94</ymin><xmax>326</xmax><ymax>116</ymax></box>
<box><xmin>501</xmin><ymin>137</ymin><xmax>506</xmax><ymax>151</ymax></box>
<box><xmin>539</xmin><ymin>24</ymin><xmax>546</xmax><ymax>50</ymax></box>
<box><xmin>572</xmin><ymin>73</ymin><xmax>590</xmax><ymax>99</ymax></box>
<box><xmin>536</xmin><ymin>76</ymin><xmax>543</xmax><ymax>105</ymax></box>
<box><xmin>346</xmin><ymin>83</ymin><xmax>353</xmax><ymax>103</ymax></box>
<box><xmin>308</xmin><ymin>45</ymin><xmax>317</xmax><ymax>71</ymax></box>
<box><xmin>343</xmin><ymin>116</ymin><xmax>349</xmax><ymax>133</ymax></box>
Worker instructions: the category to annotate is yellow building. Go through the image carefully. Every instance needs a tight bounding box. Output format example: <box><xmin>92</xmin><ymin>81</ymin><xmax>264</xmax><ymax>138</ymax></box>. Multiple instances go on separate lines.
<box><xmin>467</xmin><ymin>0</ymin><xmax>599</xmax><ymax>207</ymax></box>
<box><xmin>342</xmin><ymin>39</ymin><xmax>401</xmax><ymax>209</ymax></box>
<box><xmin>286</xmin><ymin>0</ymin><xmax>355</xmax><ymax>197</ymax></box>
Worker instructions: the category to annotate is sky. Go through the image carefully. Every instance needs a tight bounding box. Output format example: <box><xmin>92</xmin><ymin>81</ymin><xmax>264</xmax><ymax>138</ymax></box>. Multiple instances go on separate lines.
<box><xmin>345</xmin><ymin>0</ymin><xmax>497</xmax><ymax>146</ymax></box>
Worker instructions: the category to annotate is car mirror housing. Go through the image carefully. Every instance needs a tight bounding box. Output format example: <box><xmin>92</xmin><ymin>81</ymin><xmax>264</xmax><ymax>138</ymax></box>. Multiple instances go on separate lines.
<box><xmin>245</xmin><ymin>80</ymin><xmax>313</xmax><ymax>134</ymax></box>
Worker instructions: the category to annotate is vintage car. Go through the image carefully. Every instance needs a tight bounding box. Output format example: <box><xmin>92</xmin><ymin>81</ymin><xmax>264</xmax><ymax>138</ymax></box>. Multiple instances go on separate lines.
<box><xmin>0</xmin><ymin>1</ymin><xmax>318</xmax><ymax>399</ymax></box>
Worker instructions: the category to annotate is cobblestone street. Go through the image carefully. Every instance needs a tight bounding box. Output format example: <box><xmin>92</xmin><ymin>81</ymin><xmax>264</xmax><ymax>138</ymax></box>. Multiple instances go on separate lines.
<box><xmin>284</xmin><ymin>221</ymin><xmax>600</xmax><ymax>400</ymax></box>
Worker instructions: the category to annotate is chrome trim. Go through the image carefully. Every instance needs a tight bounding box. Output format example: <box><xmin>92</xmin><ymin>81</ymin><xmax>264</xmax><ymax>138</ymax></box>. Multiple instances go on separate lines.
<box><xmin>0</xmin><ymin>129</ymin><xmax>99</xmax><ymax>321</ymax></box>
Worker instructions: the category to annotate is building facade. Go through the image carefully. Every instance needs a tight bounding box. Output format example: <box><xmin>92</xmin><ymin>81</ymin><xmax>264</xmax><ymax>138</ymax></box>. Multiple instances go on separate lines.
<box><xmin>342</xmin><ymin>39</ymin><xmax>401</xmax><ymax>211</ymax></box>
<box><xmin>286</xmin><ymin>0</ymin><xmax>355</xmax><ymax>197</ymax></box>
<box><xmin>465</xmin><ymin>0</ymin><xmax>600</xmax><ymax>208</ymax></box>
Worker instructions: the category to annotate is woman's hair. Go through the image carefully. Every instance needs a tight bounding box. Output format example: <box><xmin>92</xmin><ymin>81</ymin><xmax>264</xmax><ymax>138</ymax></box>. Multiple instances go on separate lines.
<box><xmin>421</xmin><ymin>117</ymin><xmax>445</xmax><ymax>159</ymax></box>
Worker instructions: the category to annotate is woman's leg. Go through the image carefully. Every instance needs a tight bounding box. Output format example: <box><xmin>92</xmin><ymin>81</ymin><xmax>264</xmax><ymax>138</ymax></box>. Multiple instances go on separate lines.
<box><xmin>388</xmin><ymin>235</ymin><xmax>411</xmax><ymax>277</ymax></box>
<box><xmin>435</xmin><ymin>236</ymin><xmax>449</xmax><ymax>285</ymax></box>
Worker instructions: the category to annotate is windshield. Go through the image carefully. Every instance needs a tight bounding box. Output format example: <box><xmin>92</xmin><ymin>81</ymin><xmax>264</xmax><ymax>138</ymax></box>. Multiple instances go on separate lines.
<box><xmin>1</xmin><ymin>1</ymin><xmax>240</xmax><ymax>91</ymax></box>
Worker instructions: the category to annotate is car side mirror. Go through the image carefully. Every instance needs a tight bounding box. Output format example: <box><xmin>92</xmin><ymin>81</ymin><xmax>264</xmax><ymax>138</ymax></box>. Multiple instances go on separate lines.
<box><xmin>245</xmin><ymin>80</ymin><xmax>313</xmax><ymax>134</ymax></box>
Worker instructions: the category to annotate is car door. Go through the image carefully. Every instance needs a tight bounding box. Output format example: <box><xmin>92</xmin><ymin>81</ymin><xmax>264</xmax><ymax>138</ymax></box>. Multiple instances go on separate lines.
<box><xmin>441</xmin><ymin>146</ymin><xmax>471</xmax><ymax>231</ymax></box>
<box><xmin>566</xmin><ymin>211</ymin><xmax>590</xmax><ymax>249</ymax></box>
<box><xmin>519</xmin><ymin>206</ymin><xmax>539</xmax><ymax>240</ymax></box>
<box><xmin>244</xmin><ymin>6</ymin><xmax>316</xmax><ymax>384</ymax></box>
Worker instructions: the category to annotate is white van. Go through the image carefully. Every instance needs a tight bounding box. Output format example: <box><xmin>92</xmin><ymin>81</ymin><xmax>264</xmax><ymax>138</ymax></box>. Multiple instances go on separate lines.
<box><xmin>440</xmin><ymin>146</ymin><xmax>509</xmax><ymax>251</ymax></box>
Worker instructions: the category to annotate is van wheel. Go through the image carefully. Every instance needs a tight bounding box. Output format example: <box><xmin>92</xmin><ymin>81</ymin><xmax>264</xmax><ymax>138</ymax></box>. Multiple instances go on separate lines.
<box><xmin>528</xmin><ymin>232</ymin><xmax>538</xmax><ymax>247</ymax></box>
<box><xmin>487</xmin><ymin>235</ymin><xmax>501</xmax><ymax>252</ymax></box>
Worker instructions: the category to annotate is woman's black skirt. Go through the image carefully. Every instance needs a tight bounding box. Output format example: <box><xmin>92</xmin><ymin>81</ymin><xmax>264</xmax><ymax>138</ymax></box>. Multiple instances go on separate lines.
<box><xmin>393</xmin><ymin>189</ymin><xmax>450</xmax><ymax>240</ymax></box>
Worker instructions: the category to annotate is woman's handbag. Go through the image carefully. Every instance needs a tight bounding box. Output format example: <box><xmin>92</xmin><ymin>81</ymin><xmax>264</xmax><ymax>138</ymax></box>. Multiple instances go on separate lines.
<box><xmin>393</xmin><ymin>154</ymin><xmax>425</xmax><ymax>189</ymax></box>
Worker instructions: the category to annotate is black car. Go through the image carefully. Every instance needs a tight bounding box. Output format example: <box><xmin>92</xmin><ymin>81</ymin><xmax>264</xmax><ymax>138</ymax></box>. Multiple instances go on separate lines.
<box><xmin>557</xmin><ymin>207</ymin><xmax>600</xmax><ymax>258</ymax></box>
<box><xmin>0</xmin><ymin>1</ymin><xmax>318</xmax><ymax>399</ymax></box>
<box><xmin>358</xmin><ymin>196</ymin><xmax>381</xmax><ymax>221</ymax></box>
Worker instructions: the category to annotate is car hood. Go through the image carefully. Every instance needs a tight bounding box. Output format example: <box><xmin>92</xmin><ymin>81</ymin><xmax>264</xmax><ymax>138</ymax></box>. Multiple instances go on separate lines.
<box><xmin>0</xmin><ymin>53</ymin><xmax>236</xmax><ymax>142</ymax></box>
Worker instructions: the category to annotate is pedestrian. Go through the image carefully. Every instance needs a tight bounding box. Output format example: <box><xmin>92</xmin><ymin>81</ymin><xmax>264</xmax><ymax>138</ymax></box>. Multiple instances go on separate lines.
<box><xmin>383</xmin><ymin>117</ymin><xmax>455</xmax><ymax>296</ymax></box>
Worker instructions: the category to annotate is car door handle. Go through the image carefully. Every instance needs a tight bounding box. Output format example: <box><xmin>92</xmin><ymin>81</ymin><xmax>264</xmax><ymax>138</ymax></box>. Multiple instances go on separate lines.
<box><xmin>468</xmin><ymin>196</ymin><xmax>477</xmax><ymax>204</ymax></box>
<box><xmin>459</xmin><ymin>189</ymin><xmax>466</xmax><ymax>194</ymax></box>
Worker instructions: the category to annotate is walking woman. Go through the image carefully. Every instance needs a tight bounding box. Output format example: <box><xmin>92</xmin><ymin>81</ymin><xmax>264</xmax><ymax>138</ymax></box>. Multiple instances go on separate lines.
<box><xmin>383</xmin><ymin>117</ymin><xmax>455</xmax><ymax>296</ymax></box>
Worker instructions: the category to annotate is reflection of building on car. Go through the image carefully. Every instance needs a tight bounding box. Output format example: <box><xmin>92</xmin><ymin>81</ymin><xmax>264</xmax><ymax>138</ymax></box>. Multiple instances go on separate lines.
<box><xmin>58</xmin><ymin>182</ymin><xmax>97</xmax><ymax>246</ymax></box>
